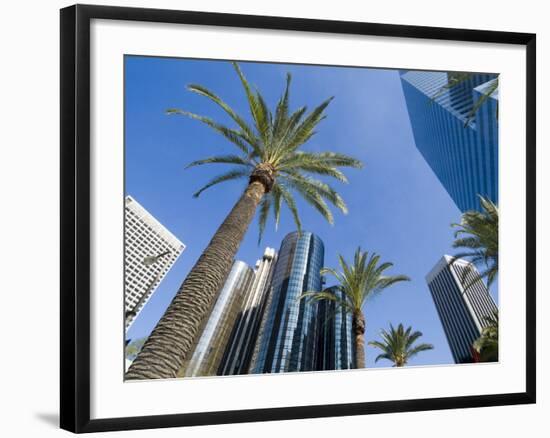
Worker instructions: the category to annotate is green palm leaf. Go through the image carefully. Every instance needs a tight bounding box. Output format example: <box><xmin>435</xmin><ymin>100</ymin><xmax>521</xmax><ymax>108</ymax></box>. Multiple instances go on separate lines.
<box><xmin>451</xmin><ymin>195</ymin><xmax>498</xmax><ymax>290</ymax></box>
<box><xmin>185</xmin><ymin>154</ymin><xmax>252</xmax><ymax>169</ymax></box>
<box><xmin>192</xmin><ymin>168</ymin><xmax>249</xmax><ymax>198</ymax></box>
<box><xmin>368</xmin><ymin>323</ymin><xmax>434</xmax><ymax>367</ymax></box>
<box><xmin>166</xmin><ymin>109</ymin><xmax>254</xmax><ymax>156</ymax></box>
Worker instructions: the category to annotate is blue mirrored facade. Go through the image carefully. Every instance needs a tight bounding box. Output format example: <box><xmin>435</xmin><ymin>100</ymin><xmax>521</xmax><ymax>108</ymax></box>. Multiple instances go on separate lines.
<box><xmin>400</xmin><ymin>71</ymin><xmax>498</xmax><ymax>212</ymax></box>
<box><xmin>316</xmin><ymin>288</ymin><xmax>355</xmax><ymax>370</ymax></box>
<box><xmin>250</xmin><ymin>231</ymin><xmax>324</xmax><ymax>373</ymax></box>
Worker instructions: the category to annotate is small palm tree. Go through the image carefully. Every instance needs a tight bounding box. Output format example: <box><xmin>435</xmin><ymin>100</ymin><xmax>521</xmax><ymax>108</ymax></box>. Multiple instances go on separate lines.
<box><xmin>368</xmin><ymin>323</ymin><xmax>434</xmax><ymax>367</ymax></box>
<box><xmin>473</xmin><ymin>311</ymin><xmax>498</xmax><ymax>362</ymax></box>
<box><xmin>451</xmin><ymin>195</ymin><xmax>498</xmax><ymax>289</ymax></box>
<box><xmin>126</xmin><ymin>63</ymin><xmax>362</xmax><ymax>380</ymax></box>
<box><xmin>301</xmin><ymin>248</ymin><xmax>409</xmax><ymax>369</ymax></box>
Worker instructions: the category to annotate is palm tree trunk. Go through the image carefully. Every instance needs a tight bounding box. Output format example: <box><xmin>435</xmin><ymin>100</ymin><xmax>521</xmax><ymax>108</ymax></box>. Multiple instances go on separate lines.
<box><xmin>126</xmin><ymin>180</ymin><xmax>266</xmax><ymax>380</ymax></box>
<box><xmin>353</xmin><ymin>311</ymin><xmax>366</xmax><ymax>369</ymax></box>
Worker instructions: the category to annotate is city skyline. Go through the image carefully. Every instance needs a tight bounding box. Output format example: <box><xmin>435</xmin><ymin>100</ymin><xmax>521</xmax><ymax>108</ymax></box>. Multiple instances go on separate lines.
<box><xmin>168</xmin><ymin>232</ymin><xmax>359</xmax><ymax>378</ymax></box>
<box><xmin>125</xmin><ymin>56</ymin><xmax>499</xmax><ymax>369</ymax></box>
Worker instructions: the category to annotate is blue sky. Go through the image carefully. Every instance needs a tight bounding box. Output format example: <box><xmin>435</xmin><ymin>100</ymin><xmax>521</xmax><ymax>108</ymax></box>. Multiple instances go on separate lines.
<box><xmin>125</xmin><ymin>56</ymin><xmax>497</xmax><ymax>368</ymax></box>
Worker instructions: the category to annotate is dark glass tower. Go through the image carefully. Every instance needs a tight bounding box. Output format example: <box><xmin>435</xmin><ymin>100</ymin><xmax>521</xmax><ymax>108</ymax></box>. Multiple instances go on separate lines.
<box><xmin>400</xmin><ymin>71</ymin><xmax>498</xmax><ymax>212</ymax></box>
<box><xmin>316</xmin><ymin>288</ymin><xmax>355</xmax><ymax>370</ymax></box>
<box><xmin>250</xmin><ymin>231</ymin><xmax>324</xmax><ymax>373</ymax></box>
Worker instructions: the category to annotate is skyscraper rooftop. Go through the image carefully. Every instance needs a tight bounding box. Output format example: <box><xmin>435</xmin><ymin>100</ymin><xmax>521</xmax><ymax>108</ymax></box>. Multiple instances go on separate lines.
<box><xmin>400</xmin><ymin>70</ymin><xmax>499</xmax><ymax>212</ymax></box>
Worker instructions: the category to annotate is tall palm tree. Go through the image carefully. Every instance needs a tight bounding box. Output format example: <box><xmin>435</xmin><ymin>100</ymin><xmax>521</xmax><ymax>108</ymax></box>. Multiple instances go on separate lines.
<box><xmin>301</xmin><ymin>248</ymin><xmax>409</xmax><ymax>369</ymax></box>
<box><xmin>368</xmin><ymin>323</ymin><xmax>433</xmax><ymax>367</ymax></box>
<box><xmin>473</xmin><ymin>311</ymin><xmax>498</xmax><ymax>362</ymax></box>
<box><xmin>126</xmin><ymin>63</ymin><xmax>362</xmax><ymax>380</ymax></box>
<box><xmin>451</xmin><ymin>195</ymin><xmax>498</xmax><ymax>289</ymax></box>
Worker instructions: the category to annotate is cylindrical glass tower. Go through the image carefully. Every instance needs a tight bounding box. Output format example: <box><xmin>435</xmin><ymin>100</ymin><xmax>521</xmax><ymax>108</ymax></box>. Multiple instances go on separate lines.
<box><xmin>250</xmin><ymin>231</ymin><xmax>324</xmax><ymax>373</ymax></box>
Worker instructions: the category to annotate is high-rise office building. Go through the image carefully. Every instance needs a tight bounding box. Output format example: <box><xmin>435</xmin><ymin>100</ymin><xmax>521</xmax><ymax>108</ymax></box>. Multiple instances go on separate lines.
<box><xmin>219</xmin><ymin>247</ymin><xmax>277</xmax><ymax>375</ymax></box>
<box><xmin>316</xmin><ymin>288</ymin><xmax>355</xmax><ymax>370</ymax></box>
<box><xmin>250</xmin><ymin>231</ymin><xmax>324</xmax><ymax>374</ymax></box>
<box><xmin>181</xmin><ymin>260</ymin><xmax>255</xmax><ymax>377</ymax></box>
<box><xmin>400</xmin><ymin>71</ymin><xmax>499</xmax><ymax>212</ymax></box>
<box><xmin>124</xmin><ymin>196</ymin><xmax>185</xmax><ymax>328</ymax></box>
<box><xmin>426</xmin><ymin>255</ymin><xmax>498</xmax><ymax>363</ymax></box>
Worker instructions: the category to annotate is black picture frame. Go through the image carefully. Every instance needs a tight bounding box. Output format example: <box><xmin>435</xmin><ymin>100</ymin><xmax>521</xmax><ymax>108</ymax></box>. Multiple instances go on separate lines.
<box><xmin>60</xmin><ymin>4</ymin><xmax>536</xmax><ymax>433</ymax></box>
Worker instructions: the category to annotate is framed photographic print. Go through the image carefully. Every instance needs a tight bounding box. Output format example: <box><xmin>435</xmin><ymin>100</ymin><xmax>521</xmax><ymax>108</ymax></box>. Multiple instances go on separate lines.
<box><xmin>60</xmin><ymin>4</ymin><xmax>536</xmax><ymax>433</ymax></box>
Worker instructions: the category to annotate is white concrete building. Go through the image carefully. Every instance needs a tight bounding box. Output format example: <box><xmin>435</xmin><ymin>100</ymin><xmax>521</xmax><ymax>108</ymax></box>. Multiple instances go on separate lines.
<box><xmin>124</xmin><ymin>195</ymin><xmax>185</xmax><ymax>329</ymax></box>
<box><xmin>426</xmin><ymin>255</ymin><xmax>498</xmax><ymax>363</ymax></box>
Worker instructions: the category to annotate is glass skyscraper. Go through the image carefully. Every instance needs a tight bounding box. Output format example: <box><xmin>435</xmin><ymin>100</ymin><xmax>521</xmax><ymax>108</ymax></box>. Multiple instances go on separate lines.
<box><xmin>400</xmin><ymin>71</ymin><xmax>499</xmax><ymax>212</ymax></box>
<box><xmin>316</xmin><ymin>288</ymin><xmax>355</xmax><ymax>370</ymax></box>
<box><xmin>250</xmin><ymin>231</ymin><xmax>324</xmax><ymax>374</ymax></box>
<box><xmin>219</xmin><ymin>247</ymin><xmax>278</xmax><ymax>375</ymax></box>
<box><xmin>426</xmin><ymin>255</ymin><xmax>498</xmax><ymax>363</ymax></box>
<box><xmin>179</xmin><ymin>260</ymin><xmax>255</xmax><ymax>377</ymax></box>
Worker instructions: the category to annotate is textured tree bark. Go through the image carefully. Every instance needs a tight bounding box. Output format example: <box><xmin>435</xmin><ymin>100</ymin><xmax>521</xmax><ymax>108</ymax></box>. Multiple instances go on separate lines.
<box><xmin>126</xmin><ymin>181</ymin><xmax>266</xmax><ymax>380</ymax></box>
<box><xmin>353</xmin><ymin>311</ymin><xmax>366</xmax><ymax>369</ymax></box>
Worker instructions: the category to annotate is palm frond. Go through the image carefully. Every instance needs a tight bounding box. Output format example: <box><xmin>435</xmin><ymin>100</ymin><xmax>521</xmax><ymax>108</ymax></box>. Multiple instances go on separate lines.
<box><xmin>430</xmin><ymin>72</ymin><xmax>474</xmax><ymax>101</ymax></box>
<box><xmin>283</xmin><ymin>97</ymin><xmax>334</xmax><ymax>154</ymax></box>
<box><xmin>257</xmin><ymin>196</ymin><xmax>271</xmax><ymax>244</ymax></box>
<box><xmin>320</xmin><ymin>267</ymin><xmax>345</xmax><ymax>286</ymax></box>
<box><xmin>373</xmin><ymin>353</ymin><xmax>393</xmax><ymax>364</ymax></box>
<box><xmin>406</xmin><ymin>343</ymin><xmax>435</xmax><ymax>358</ymax></box>
<box><xmin>451</xmin><ymin>195</ymin><xmax>498</xmax><ymax>291</ymax></box>
<box><xmin>296</xmin><ymin>183</ymin><xmax>334</xmax><ymax>224</ymax></box>
<box><xmin>192</xmin><ymin>168</ymin><xmax>248</xmax><ymax>198</ymax></box>
<box><xmin>277</xmin><ymin>183</ymin><xmax>302</xmax><ymax>234</ymax></box>
<box><xmin>166</xmin><ymin>109</ymin><xmax>254</xmax><ymax>156</ymax></box>
<box><xmin>464</xmin><ymin>78</ymin><xmax>499</xmax><ymax>127</ymax></box>
<box><xmin>185</xmin><ymin>83</ymin><xmax>259</xmax><ymax>148</ymax></box>
<box><xmin>231</xmin><ymin>62</ymin><xmax>271</xmax><ymax>145</ymax></box>
<box><xmin>185</xmin><ymin>154</ymin><xmax>252</xmax><ymax>169</ymax></box>
<box><xmin>299</xmin><ymin>287</ymin><xmax>353</xmax><ymax>313</ymax></box>
<box><xmin>271</xmin><ymin>183</ymin><xmax>283</xmax><ymax>230</ymax></box>
<box><xmin>281</xmin><ymin>171</ymin><xmax>348</xmax><ymax>214</ymax></box>
<box><xmin>272</xmin><ymin>73</ymin><xmax>292</xmax><ymax>142</ymax></box>
<box><xmin>374</xmin><ymin>275</ymin><xmax>411</xmax><ymax>294</ymax></box>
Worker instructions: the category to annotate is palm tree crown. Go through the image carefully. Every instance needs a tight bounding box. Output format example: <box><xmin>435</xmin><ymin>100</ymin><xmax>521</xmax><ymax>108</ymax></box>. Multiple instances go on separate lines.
<box><xmin>451</xmin><ymin>195</ymin><xmax>498</xmax><ymax>288</ymax></box>
<box><xmin>368</xmin><ymin>323</ymin><xmax>434</xmax><ymax>367</ymax></box>
<box><xmin>301</xmin><ymin>247</ymin><xmax>410</xmax><ymax>368</ymax></box>
<box><xmin>167</xmin><ymin>62</ymin><xmax>362</xmax><ymax>241</ymax></box>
